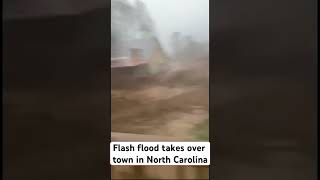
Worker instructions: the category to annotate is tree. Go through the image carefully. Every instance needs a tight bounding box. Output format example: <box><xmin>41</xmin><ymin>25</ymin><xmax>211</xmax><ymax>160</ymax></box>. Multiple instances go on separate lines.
<box><xmin>111</xmin><ymin>0</ymin><xmax>135</xmax><ymax>43</ymax></box>
<box><xmin>111</xmin><ymin>0</ymin><xmax>155</xmax><ymax>42</ymax></box>
<box><xmin>134</xmin><ymin>0</ymin><xmax>155</xmax><ymax>36</ymax></box>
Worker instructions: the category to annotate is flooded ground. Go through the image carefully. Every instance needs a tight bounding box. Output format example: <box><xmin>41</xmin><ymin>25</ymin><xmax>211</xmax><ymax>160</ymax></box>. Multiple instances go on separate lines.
<box><xmin>111</xmin><ymin>59</ymin><xmax>209</xmax><ymax>179</ymax></box>
<box><xmin>111</xmin><ymin>59</ymin><xmax>209</xmax><ymax>140</ymax></box>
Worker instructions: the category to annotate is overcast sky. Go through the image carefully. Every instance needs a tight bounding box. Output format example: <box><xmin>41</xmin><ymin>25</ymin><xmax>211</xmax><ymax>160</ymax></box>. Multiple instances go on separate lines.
<box><xmin>129</xmin><ymin>0</ymin><xmax>209</xmax><ymax>54</ymax></box>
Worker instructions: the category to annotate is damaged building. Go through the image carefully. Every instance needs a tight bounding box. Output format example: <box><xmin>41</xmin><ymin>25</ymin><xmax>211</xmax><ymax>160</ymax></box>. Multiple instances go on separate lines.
<box><xmin>111</xmin><ymin>36</ymin><xmax>170</xmax><ymax>82</ymax></box>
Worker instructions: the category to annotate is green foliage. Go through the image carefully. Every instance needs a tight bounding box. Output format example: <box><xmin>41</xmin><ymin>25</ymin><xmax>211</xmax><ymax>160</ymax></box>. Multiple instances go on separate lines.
<box><xmin>192</xmin><ymin>119</ymin><xmax>209</xmax><ymax>141</ymax></box>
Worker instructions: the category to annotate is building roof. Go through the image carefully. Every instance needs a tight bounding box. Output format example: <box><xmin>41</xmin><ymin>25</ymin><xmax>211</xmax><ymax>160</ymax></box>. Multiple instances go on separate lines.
<box><xmin>111</xmin><ymin>37</ymin><xmax>161</xmax><ymax>60</ymax></box>
<box><xmin>111</xmin><ymin>59</ymin><xmax>148</xmax><ymax>68</ymax></box>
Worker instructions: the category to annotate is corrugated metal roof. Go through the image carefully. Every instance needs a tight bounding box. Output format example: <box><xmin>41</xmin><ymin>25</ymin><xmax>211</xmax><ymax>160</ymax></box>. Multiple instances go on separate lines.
<box><xmin>111</xmin><ymin>59</ymin><xmax>148</xmax><ymax>68</ymax></box>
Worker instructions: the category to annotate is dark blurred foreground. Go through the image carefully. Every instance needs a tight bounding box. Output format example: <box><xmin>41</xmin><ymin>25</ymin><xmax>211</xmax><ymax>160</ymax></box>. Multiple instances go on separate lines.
<box><xmin>3</xmin><ymin>1</ymin><xmax>110</xmax><ymax>179</ymax></box>
<box><xmin>212</xmin><ymin>0</ymin><xmax>317</xmax><ymax>179</ymax></box>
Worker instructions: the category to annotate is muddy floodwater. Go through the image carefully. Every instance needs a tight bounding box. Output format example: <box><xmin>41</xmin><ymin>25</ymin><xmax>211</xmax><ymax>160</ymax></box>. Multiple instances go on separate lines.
<box><xmin>111</xmin><ymin>59</ymin><xmax>209</xmax><ymax>140</ymax></box>
<box><xmin>111</xmin><ymin>59</ymin><xmax>209</xmax><ymax>179</ymax></box>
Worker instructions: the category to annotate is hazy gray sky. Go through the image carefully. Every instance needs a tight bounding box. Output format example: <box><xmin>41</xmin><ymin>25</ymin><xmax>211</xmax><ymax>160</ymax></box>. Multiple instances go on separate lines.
<box><xmin>129</xmin><ymin>0</ymin><xmax>209</xmax><ymax>54</ymax></box>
